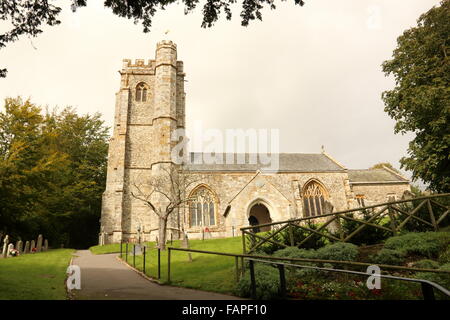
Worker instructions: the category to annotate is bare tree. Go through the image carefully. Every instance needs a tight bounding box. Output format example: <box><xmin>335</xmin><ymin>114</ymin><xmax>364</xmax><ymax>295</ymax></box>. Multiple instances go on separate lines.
<box><xmin>131</xmin><ymin>166</ymin><xmax>203</xmax><ymax>250</ymax></box>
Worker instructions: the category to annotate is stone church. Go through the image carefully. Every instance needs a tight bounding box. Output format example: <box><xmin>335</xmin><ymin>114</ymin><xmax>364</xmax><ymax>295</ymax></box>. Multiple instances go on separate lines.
<box><xmin>100</xmin><ymin>40</ymin><xmax>411</xmax><ymax>244</ymax></box>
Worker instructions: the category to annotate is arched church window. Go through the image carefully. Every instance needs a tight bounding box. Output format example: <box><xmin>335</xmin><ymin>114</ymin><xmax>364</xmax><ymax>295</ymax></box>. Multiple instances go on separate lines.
<box><xmin>135</xmin><ymin>83</ymin><xmax>148</xmax><ymax>102</ymax></box>
<box><xmin>189</xmin><ymin>186</ymin><xmax>216</xmax><ymax>227</ymax></box>
<box><xmin>302</xmin><ymin>181</ymin><xmax>328</xmax><ymax>217</ymax></box>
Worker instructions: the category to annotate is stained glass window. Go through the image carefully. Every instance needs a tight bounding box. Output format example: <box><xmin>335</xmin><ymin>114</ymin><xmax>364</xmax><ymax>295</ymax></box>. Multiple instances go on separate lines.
<box><xmin>303</xmin><ymin>181</ymin><xmax>327</xmax><ymax>217</ymax></box>
<box><xmin>189</xmin><ymin>187</ymin><xmax>216</xmax><ymax>227</ymax></box>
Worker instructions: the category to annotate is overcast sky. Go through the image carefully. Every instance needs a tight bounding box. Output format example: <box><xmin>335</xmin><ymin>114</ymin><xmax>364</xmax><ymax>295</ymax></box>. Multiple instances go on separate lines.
<box><xmin>0</xmin><ymin>0</ymin><xmax>441</xmax><ymax>182</ymax></box>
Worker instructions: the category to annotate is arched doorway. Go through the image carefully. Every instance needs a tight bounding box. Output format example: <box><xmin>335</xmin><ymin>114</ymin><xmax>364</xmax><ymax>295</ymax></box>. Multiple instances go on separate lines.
<box><xmin>248</xmin><ymin>203</ymin><xmax>272</xmax><ymax>233</ymax></box>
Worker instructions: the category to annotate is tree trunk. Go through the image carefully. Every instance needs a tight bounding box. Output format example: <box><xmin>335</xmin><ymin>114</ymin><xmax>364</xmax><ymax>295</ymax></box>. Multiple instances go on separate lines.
<box><xmin>158</xmin><ymin>216</ymin><xmax>168</xmax><ymax>250</ymax></box>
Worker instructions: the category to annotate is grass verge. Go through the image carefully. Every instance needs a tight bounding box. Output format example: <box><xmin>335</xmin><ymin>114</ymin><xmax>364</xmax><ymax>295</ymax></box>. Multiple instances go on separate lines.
<box><xmin>0</xmin><ymin>249</ymin><xmax>75</xmax><ymax>300</ymax></box>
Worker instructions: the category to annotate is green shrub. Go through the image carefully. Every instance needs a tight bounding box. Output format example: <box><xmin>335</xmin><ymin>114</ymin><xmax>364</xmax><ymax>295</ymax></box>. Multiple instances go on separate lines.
<box><xmin>249</xmin><ymin>222</ymin><xmax>328</xmax><ymax>255</ymax></box>
<box><xmin>438</xmin><ymin>245</ymin><xmax>450</xmax><ymax>264</ymax></box>
<box><xmin>415</xmin><ymin>263</ymin><xmax>450</xmax><ymax>294</ymax></box>
<box><xmin>248</xmin><ymin>229</ymin><xmax>285</xmax><ymax>255</ymax></box>
<box><xmin>272</xmin><ymin>246</ymin><xmax>321</xmax><ymax>277</ymax></box>
<box><xmin>340</xmin><ymin>211</ymin><xmax>391</xmax><ymax>246</ymax></box>
<box><xmin>383</xmin><ymin>231</ymin><xmax>450</xmax><ymax>258</ymax></box>
<box><xmin>235</xmin><ymin>264</ymin><xmax>281</xmax><ymax>299</ymax></box>
<box><xmin>280</xmin><ymin>223</ymin><xmax>328</xmax><ymax>250</ymax></box>
<box><xmin>370</xmin><ymin>249</ymin><xmax>405</xmax><ymax>265</ymax></box>
<box><xmin>399</xmin><ymin>197</ymin><xmax>450</xmax><ymax>232</ymax></box>
<box><xmin>412</xmin><ymin>259</ymin><xmax>440</xmax><ymax>269</ymax></box>
<box><xmin>316</xmin><ymin>242</ymin><xmax>359</xmax><ymax>261</ymax></box>
<box><xmin>272</xmin><ymin>246</ymin><xmax>317</xmax><ymax>260</ymax></box>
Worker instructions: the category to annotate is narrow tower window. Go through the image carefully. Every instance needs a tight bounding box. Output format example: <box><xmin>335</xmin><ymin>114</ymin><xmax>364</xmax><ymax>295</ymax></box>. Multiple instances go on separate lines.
<box><xmin>135</xmin><ymin>83</ymin><xmax>148</xmax><ymax>102</ymax></box>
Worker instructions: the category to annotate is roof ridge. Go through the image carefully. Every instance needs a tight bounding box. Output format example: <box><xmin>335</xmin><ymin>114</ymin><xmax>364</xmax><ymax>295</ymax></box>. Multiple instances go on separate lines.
<box><xmin>381</xmin><ymin>165</ymin><xmax>410</xmax><ymax>182</ymax></box>
<box><xmin>322</xmin><ymin>151</ymin><xmax>347</xmax><ymax>169</ymax></box>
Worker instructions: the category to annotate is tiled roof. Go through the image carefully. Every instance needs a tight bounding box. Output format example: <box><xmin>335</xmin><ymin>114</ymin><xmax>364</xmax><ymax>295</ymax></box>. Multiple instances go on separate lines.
<box><xmin>348</xmin><ymin>168</ymin><xmax>409</xmax><ymax>183</ymax></box>
<box><xmin>183</xmin><ymin>153</ymin><xmax>345</xmax><ymax>172</ymax></box>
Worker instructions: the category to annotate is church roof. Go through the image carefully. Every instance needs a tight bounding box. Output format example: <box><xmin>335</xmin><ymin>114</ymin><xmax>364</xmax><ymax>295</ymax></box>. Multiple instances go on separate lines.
<box><xmin>183</xmin><ymin>153</ymin><xmax>345</xmax><ymax>172</ymax></box>
<box><xmin>348</xmin><ymin>168</ymin><xmax>409</xmax><ymax>184</ymax></box>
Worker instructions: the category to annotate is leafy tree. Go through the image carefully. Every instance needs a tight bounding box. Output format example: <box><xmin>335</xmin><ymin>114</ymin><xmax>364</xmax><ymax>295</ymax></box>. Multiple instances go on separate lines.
<box><xmin>0</xmin><ymin>0</ymin><xmax>305</xmax><ymax>77</ymax></box>
<box><xmin>0</xmin><ymin>98</ymin><xmax>67</xmax><ymax>239</ymax></box>
<box><xmin>381</xmin><ymin>0</ymin><xmax>450</xmax><ymax>193</ymax></box>
<box><xmin>0</xmin><ymin>97</ymin><xmax>109</xmax><ymax>248</ymax></box>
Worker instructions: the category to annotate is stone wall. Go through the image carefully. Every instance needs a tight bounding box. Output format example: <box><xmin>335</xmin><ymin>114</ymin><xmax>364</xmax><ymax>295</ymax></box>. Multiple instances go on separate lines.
<box><xmin>350</xmin><ymin>183</ymin><xmax>411</xmax><ymax>207</ymax></box>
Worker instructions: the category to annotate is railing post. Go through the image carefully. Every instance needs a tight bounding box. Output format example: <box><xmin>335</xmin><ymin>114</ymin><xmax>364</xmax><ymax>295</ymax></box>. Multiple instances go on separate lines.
<box><xmin>338</xmin><ymin>215</ymin><xmax>345</xmax><ymax>241</ymax></box>
<box><xmin>278</xmin><ymin>264</ymin><xmax>287</xmax><ymax>298</ymax></box>
<box><xmin>242</xmin><ymin>231</ymin><xmax>247</xmax><ymax>254</ymax></box>
<box><xmin>133</xmin><ymin>244</ymin><xmax>136</xmax><ymax>267</ymax></box>
<box><xmin>241</xmin><ymin>256</ymin><xmax>245</xmax><ymax>276</ymax></box>
<box><xmin>125</xmin><ymin>242</ymin><xmax>128</xmax><ymax>263</ymax></box>
<box><xmin>249</xmin><ymin>260</ymin><xmax>256</xmax><ymax>299</ymax></box>
<box><xmin>251</xmin><ymin>232</ymin><xmax>256</xmax><ymax>250</ymax></box>
<box><xmin>120</xmin><ymin>241</ymin><xmax>123</xmax><ymax>258</ymax></box>
<box><xmin>288</xmin><ymin>223</ymin><xmax>294</xmax><ymax>246</ymax></box>
<box><xmin>421</xmin><ymin>282</ymin><xmax>435</xmax><ymax>300</ymax></box>
<box><xmin>158</xmin><ymin>248</ymin><xmax>161</xmax><ymax>279</ymax></box>
<box><xmin>427</xmin><ymin>199</ymin><xmax>438</xmax><ymax>231</ymax></box>
<box><xmin>168</xmin><ymin>248</ymin><xmax>171</xmax><ymax>283</ymax></box>
<box><xmin>387</xmin><ymin>205</ymin><xmax>398</xmax><ymax>235</ymax></box>
<box><xmin>235</xmin><ymin>256</ymin><xmax>239</xmax><ymax>282</ymax></box>
<box><xmin>143</xmin><ymin>245</ymin><xmax>146</xmax><ymax>275</ymax></box>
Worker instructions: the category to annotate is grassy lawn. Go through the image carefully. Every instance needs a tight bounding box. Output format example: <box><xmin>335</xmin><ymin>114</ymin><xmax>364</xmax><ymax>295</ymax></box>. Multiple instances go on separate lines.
<box><xmin>89</xmin><ymin>242</ymin><xmax>123</xmax><ymax>255</ymax></box>
<box><xmin>0</xmin><ymin>249</ymin><xmax>75</xmax><ymax>300</ymax></box>
<box><xmin>90</xmin><ymin>236</ymin><xmax>243</xmax><ymax>294</ymax></box>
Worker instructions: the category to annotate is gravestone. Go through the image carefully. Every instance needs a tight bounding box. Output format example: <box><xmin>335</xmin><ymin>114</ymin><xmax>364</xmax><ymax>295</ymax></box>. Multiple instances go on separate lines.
<box><xmin>44</xmin><ymin>239</ymin><xmax>48</xmax><ymax>251</ymax></box>
<box><xmin>203</xmin><ymin>228</ymin><xmax>212</xmax><ymax>240</ymax></box>
<box><xmin>137</xmin><ymin>224</ymin><xmax>142</xmax><ymax>245</ymax></box>
<box><xmin>24</xmin><ymin>241</ymin><xmax>30</xmax><ymax>254</ymax></box>
<box><xmin>36</xmin><ymin>234</ymin><xmax>43</xmax><ymax>252</ymax></box>
<box><xmin>17</xmin><ymin>240</ymin><xmax>23</xmax><ymax>254</ymax></box>
<box><xmin>7</xmin><ymin>243</ymin><xmax>14</xmax><ymax>257</ymax></box>
<box><xmin>30</xmin><ymin>240</ymin><xmax>35</xmax><ymax>252</ymax></box>
<box><xmin>132</xmin><ymin>244</ymin><xmax>143</xmax><ymax>256</ymax></box>
<box><xmin>2</xmin><ymin>235</ymin><xmax>9</xmax><ymax>258</ymax></box>
<box><xmin>98</xmin><ymin>227</ymin><xmax>106</xmax><ymax>246</ymax></box>
<box><xmin>181</xmin><ymin>232</ymin><xmax>192</xmax><ymax>262</ymax></box>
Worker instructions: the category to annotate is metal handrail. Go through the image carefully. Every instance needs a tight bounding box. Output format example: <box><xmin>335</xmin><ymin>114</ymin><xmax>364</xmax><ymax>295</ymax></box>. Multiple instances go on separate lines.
<box><xmin>246</xmin><ymin>257</ymin><xmax>450</xmax><ymax>300</ymax></box>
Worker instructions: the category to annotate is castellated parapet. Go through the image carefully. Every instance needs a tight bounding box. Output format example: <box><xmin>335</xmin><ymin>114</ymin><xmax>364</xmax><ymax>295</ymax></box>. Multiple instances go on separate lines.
<box><xmin>101</xmin><ymin>40</ymin><xmax>186</xmax><ymax>244</ymax></box>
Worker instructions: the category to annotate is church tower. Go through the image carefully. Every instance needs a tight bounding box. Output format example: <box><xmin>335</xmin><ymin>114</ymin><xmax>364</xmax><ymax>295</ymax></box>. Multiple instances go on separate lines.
<box><xmin>101</xmin><ymin>40</ymin><xmax>186</xmax><ymax>243</ymax></box>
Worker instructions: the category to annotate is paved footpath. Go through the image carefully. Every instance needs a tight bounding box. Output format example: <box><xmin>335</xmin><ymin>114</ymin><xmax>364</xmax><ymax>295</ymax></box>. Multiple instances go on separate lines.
<box><xmin>72</xmin><ymin>250</ymin><xmax>242</xmax><ymax>300</ymax></box>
